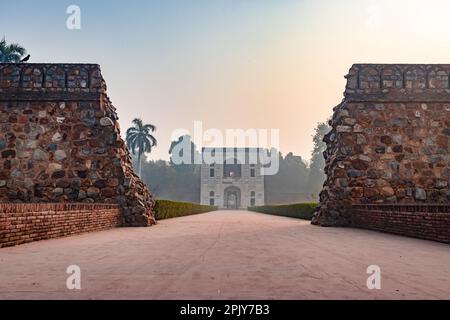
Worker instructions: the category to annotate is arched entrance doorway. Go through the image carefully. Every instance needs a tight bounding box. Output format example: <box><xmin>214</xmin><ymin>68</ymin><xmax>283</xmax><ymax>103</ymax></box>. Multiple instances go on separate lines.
<box><xmin>224</xmin><ymin>186</ymin><xmax>241</xmax><ymax>209</ymax></box>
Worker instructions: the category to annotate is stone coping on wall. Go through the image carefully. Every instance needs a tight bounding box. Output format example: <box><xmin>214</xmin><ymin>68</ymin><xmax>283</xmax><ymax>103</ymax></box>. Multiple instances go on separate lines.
<box><xmin>0</xmin><ymin>63</ymin><xmax>106</xmax><ymax>100</ymax></box>
<box><xmin>345</xmin><ymin>64</ymin><xmax>450</xmax><ymax>102</ymax></box>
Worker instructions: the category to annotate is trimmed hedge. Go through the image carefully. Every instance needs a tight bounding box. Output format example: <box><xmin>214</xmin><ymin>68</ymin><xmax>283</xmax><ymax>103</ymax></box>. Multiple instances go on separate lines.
<box><xmin>248</xmin><ymin>203</ymin><xmax>318</xmax><ymax>220</ymax></box>
<box><xmin>154</xmin><ymin>200</ymin><xmax>218</xmax><ymax>220</ymax></box>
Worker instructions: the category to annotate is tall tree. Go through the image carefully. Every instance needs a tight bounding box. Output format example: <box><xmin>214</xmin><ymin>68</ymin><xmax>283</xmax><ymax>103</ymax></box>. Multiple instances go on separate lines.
<box><xmin>307</xmin><ymin>122</ymin><xmax>331</xmax><ymax>200</ymax></box>
<box><xmin>0</xmin><ymin>37</ymin><xmax>26</xmax><ymax>63</ymax></box>
<box><xmin>168</xmin><ymin>134</ymin><xmax>200</xmax><ymax>165</ymax></box>
<box><xmin>264</xmin><ymin>150</ymin><xmax>310</xmax><ymax>204</ymax></box>
<box><xmin>125</xmin><ymin>118</ymin><xmax>157</xmax><ymax>177</ymax></box>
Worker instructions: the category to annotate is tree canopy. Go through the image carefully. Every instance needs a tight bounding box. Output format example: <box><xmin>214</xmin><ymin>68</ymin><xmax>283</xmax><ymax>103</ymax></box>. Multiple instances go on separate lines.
<box><xmin>0</xmin><ymin>37</ymin><xmax>27</xmax><ymax>63</ymax></box>
<box><xmin>126</xmin><ymin>118</ymin><xmax>157</xmax><ymax>177</ymax></box>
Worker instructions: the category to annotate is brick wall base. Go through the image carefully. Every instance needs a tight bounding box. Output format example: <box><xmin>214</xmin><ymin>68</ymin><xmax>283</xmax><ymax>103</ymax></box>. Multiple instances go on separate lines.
<box><xmin>0</xmin><ymin>203</ymin><xmax>121</xmax><ymax>248</ymax></box>
<box><xmin>352</xmin><ymin>204</ymin><xmax>450</xmax><ymax>244</ymax></box>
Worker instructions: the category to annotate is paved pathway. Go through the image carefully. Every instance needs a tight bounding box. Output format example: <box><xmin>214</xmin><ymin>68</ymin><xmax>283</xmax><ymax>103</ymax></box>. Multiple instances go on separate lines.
<box><xmin>1</xmin><ymin>210</ymin><xmax>449</xmax><ymax>299</ymax></box>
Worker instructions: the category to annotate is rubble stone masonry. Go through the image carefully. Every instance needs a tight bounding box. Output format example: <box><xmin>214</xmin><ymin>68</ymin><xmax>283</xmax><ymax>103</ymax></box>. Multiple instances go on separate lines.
<box><xmin>0</xmin><ymin>63</ymin><xmax>155</xmax><ymax>228</ymax></box>
<box><xmin>313</xmin><ymin>64</ymin><xmax>450</xmax><ymax>239</ymax></box>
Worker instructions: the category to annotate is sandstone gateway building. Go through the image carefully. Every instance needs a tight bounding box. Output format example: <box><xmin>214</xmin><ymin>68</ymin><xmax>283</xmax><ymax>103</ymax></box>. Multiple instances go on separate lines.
<box><xmin>200</xmin><ymin>148</ymin><xmax>264</xmax><ymax>209</ymax></box>
<box><xmin>313</xmin><ymin>64</ymin><xmax>450</xmax><ymax>243</ymax></box>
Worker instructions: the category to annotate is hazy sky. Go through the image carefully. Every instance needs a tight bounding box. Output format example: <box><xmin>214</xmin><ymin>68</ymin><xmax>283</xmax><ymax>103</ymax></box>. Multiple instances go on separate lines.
<box><xmin>3</xmin><ymin>0</ymin><xmax>450</xmax><ymax>162</ymax></box>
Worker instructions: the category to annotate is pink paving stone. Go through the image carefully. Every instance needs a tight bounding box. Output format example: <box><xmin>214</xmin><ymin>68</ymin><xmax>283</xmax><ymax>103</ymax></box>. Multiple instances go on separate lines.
<box><xmin>0</xmin><ymin>210</ymin><xmax>449</xmax><ymax>300</ymax></box>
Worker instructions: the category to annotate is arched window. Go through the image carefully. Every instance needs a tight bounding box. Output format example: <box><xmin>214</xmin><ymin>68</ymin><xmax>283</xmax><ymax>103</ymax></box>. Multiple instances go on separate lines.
<box><xmin>224</xmin><ymin>158</ymin><xmax>241</xmax><ymax>178</ymax></box>
<box><xmin>209</xmin><ymin>164</ymin><xmax>215</xmax><ymax>177</ymax></box>
<box><xmin>250</xmin><ymin>191</ymin><xmax>256</xmax><ymax>206</ymax></box>
<box><xmin>209</xmin><ymin>191</ymin><xmax>215</xmax><ymax>206</ymax></box>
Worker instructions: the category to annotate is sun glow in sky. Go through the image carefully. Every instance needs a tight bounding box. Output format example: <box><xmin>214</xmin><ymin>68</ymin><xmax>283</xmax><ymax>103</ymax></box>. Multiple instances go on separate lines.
<box><xmin>3</xmin><ymin>0</ymin><xmax>450</xmax><ymax>162</ymax></box>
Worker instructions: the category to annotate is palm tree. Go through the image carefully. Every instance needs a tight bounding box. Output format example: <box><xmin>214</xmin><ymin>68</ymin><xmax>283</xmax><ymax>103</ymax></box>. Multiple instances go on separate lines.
<box><xmin>0</xmin><ymin>37</ymin><xmax>27</xmax><ymax>63</ymax></box>
<box><xmin>126</xmin><ymin>118</ymin><xmax>157</xmax><ymax>177</ymax></box>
